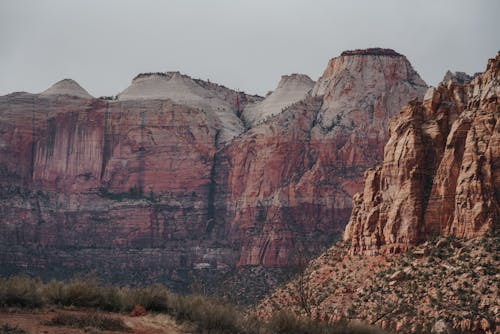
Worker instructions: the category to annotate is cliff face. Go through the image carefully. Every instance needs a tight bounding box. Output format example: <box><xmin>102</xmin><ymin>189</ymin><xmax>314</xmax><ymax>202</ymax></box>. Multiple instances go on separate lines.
<box><xmin>0</xmin><ymin>49</ymin><xmax>426</xmax><ymax>293</ymax></box>
<box><xmin>344</xmin><ymin>51</ymin><xmax>500</xmax><ymax>255</ymax></box>
<box><xmin>217</xmin><ymin>50</ymin><xmax>426</xmax><ymax>267</ymax></box>
<box><xmin>0</xmin><ymin>78</ymin><xmax>256</xmax><ymax>289</ymax></box>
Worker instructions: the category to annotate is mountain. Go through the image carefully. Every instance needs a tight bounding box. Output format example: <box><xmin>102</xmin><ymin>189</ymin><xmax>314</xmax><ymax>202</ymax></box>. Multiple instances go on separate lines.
<box><xmin>345</xmin><ymin>51</ymin><xmax>499</xmax><ymax>256</ymax></box>
<box><xmin>215</xmin><ymin>48</ymin><xmax>426</xmax><ymax>271</ymax></box>
<box><xmin>242</xmin><ymin>73</ymin><xmax>315</xmax><ymax>126</ymax></box>
<box><xmin>40</xmin><ymin>79</ymin><xmax>94</xmax><ymax>99</ymax></box>
<box><xmin>257</xmin><ymin>51</ymin><xmax>499</xmax><ymax>333</ymax></box>
<box><xmin>118</xmin><ymin>71</ymin><xmax>254</xmax><ymax>144</ymax></box>
<box><xmin>0</xmin><ymin>49</ymin><xmax>426</xmax><ymax>300</ymax></box>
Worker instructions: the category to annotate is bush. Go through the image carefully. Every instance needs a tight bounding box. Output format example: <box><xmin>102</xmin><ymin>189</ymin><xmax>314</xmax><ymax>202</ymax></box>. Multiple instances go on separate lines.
<box><xmin>0</xmin><ymin>277</ymin><xmax>43</xmax><ymax>308</ymax></box>
<box><xmin>122</xmin><ymin>285</ymin><xmax>172</xmax><ymax>312</ymax></box>
<box><xmin>173</xmin><ymin>295</ymin><xmax>241</xmax><ymax>333</ymax></box>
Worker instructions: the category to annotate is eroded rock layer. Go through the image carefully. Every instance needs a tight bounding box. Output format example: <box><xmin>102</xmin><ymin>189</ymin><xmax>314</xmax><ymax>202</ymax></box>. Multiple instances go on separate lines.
<box><xmin>0</xmin><ymin>49</ymin><xmax>426</xmax><ymax>294</ymax></box>
<box><xmin>344</xmin><ymin>51</ymin><xmax>500</xmax><ymax>255</ymax></box>
<box><xmin>216</xmin><ymin>50</ymin><xmax>426</xmax><ymax>267</ymax></box>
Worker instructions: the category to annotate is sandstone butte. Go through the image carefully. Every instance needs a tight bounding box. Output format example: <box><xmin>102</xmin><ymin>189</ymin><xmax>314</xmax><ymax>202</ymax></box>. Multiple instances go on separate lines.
<box><xmin>344</xmin><ymin>50</ymin><xmax>500</xmax><ymax>255</ymax></box>
<box><xmin>0</xmin><ymin>48</ymin><xmax>426</xmax><ymax>295</ymax></box>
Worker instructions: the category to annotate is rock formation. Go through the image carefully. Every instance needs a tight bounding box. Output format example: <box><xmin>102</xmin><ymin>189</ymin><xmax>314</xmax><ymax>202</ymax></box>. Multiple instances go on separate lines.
<box><xmin>40</xmin><ymin>79</ymin><xmax>93</xmax><ymax>99</ymax></box>
<box><xmin>118</xmin><ymin>71</ymin><xmax>257</xmax><ymax>144</ymax></box>
<box><xmin>242</xmin><ymin>74</ymin><xmax>315</xmax><ymax>126</ymax></box>
<box><xmin>344</xmin><ymin>51</ymin><xmax>500</xmax><ymax>255</ymax></box>
<box><xmin>216</xmin><ymin>49</ymin><xmax>426</xmax><ymax>267</ymax></box>
<box><xmin>0</xmin><ymin>49</ymin><xmax>426</xmax><ymax>295</ymax></box>
<box><xmin>0</xmin><ymin>76</ymin><xmax>258</xmax><ymax>289</ymax></box>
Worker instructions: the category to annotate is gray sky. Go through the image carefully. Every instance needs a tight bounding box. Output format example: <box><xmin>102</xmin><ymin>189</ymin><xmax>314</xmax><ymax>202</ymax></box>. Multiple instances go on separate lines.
<box><xmin>1</xmin><ymin>0</ymin><xmax>499</xmax><ymax>97</ymax></box>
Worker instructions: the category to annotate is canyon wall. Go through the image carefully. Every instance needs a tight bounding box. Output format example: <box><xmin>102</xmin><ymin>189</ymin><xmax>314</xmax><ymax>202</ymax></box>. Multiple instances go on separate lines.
<box><xmin>344</xmin><ymin>51</ymin><xmax>500</xmax><ymax>255</ymax></box>
<box><xmin>216</xmin><ymin>48</ymin><xmax>426</xmax><ymax>267</ymax></box>
<box><xmin>0</xmin><ymin>49</ymin><xmax>426</xmax><ymax>293</ymax></box>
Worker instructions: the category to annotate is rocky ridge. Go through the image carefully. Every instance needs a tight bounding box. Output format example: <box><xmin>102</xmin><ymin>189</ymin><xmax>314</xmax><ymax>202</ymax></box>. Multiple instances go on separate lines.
<box><xmin>242</xmin><ymin>74</ymin><xmax>315</xmax><ymax>126</ymax></box>
<box><xmin>344</xmin><ymin>51</ymin><xmax>500</xmax><ymax>255</ymax></box>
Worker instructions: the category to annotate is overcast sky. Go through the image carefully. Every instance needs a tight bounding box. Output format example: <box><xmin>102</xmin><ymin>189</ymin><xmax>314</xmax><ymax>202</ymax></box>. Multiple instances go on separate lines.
<box><xmin>1</xmin><ymin>0</ymin><xmax>499</xmax><ymax>97</ymax></box>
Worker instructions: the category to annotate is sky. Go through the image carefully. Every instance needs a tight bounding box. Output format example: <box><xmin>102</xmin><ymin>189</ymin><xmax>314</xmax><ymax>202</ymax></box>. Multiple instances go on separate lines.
<box><xmin>1</xmin><ymin>0</ymin><xmax>499</xmax><ymax>97</ymax></box>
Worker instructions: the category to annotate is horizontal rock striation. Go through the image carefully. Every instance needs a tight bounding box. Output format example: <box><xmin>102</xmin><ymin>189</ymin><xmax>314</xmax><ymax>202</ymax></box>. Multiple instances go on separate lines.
<box><xmin>1</xmin><ymin>48</ymin><xmax>427</xmax><ymax>295</ymax></box>
<box><xmin>216</xmin><ymin>49</ymin><xmax>426</xmax><ymax>267</ymax></box>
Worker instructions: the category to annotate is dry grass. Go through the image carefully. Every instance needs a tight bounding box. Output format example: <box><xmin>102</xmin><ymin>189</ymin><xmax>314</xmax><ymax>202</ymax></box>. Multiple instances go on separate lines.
<box><xmin>0</xmin><ymin>276</ymin><xmax>384</xmax><ymax>334</ymax></box>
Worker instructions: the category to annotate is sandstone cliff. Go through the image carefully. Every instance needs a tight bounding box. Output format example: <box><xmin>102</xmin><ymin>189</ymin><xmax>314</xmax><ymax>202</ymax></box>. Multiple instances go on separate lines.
<box><xmin>216</xmin><ymin>49</ymin><xmax>426</xmax><ymax>267</ymax></box>
<box><xmin>0</xmin><ymin>49</ymin><xmax>426</xmax><ymax>296</ymax></box>
<box><xmin>0</xmin><ymin>76</ymin><xmax>258</xmax><ymax>289</ymax></box>
<box><xmin>344</xmin><ymin>51</ymin><xmax>500</xmax><ymax>255</ymax></box>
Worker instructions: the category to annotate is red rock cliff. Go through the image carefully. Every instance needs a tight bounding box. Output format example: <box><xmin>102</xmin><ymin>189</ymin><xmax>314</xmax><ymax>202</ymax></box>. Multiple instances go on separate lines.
<box><xmin>0</xmin><ymin>49</ymin><xmax>427</xmax><ymax>291</ymax></box>
<box><xmin>216</xmin><ymin>49</ymin><xmax>426</xmax><ymax>266</ymax></box>
<box><xmin>344</xmin><ymin>51</ymin><xmax>500</xmax><ymax>255</ymax></box>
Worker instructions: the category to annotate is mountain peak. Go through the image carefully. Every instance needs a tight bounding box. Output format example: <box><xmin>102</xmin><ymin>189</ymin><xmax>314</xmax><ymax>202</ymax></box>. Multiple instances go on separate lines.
<box><xmin>442</xmin><ymin>70</ymin><xmax>474</xmax><ymax>84</ymax></box>
<box><xmin>40</xmin><ymin>79</ymin><xmax>93</xmax><ymax>99</ymax></box>
<box><xmin>340</xmin><ymin>48</ymin><xmax>403</xmax><ymax>57</ymax></box>
<box><xmin>242</xmin><ymin>73</ymin><xmax>315</xmax><ymax>126</ymax></box>
<box><xmin>277</xmin><ymin>73</ymin><xmax>314</xmax><ymax>88</ymax></box>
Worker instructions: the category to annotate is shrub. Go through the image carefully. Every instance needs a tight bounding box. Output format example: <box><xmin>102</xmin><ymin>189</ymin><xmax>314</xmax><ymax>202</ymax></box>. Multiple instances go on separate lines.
<box><xmin>122</xmin><ymin>285</ymin><xmax>172</xmax><ymax>312</ymax></box>
<box><xmin>0</xmin><ymin>276</ymin><xmax>43</xmax><ymax>308</ymax></box>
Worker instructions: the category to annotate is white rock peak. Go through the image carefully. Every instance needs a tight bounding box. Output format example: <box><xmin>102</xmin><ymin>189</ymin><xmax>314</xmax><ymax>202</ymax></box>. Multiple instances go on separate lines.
<box><xmin>118</xmin><ymin>71</ymin><xmax>245</xmax><ymax>145</ymax></box>
<box><xmin>242</xmin><ymin>73</ymin><xmax>315</xmax><ymax>127</ymax></box>
<box><xmin>40</xmin><ymin>79</ymin><xmax>93</xmax><ymax>99</ymax></box>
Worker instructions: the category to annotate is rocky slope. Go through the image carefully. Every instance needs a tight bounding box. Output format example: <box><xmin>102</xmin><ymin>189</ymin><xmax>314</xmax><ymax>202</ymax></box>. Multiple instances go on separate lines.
<box><xmin>0</xmin><ymin>49</ymin><xmax>426</xmax><ymax>297</ymax></box>
<box><xmin>345</xmin><ymin>51</ymin><xmax>500</xmax><ymax>256</ymax></box>
<box><xmin>257</xmin><ymin>235</ymin><xmax>499</xmax><ymax>333</ymax></box>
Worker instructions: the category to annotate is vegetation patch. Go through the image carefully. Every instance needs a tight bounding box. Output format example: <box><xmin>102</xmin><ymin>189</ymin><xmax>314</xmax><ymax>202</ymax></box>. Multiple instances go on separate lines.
<box><xmin>0</xmin><ymin>276</ymin><xmax>384</xmax><ymax>334</ymax></box>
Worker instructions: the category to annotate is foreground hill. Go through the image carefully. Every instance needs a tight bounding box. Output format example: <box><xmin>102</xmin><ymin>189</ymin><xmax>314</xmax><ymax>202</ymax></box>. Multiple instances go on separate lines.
<box><xmin>257</xmin><ymin>52</ymin><xmax>499</xmax><ymax>333</ymax></box>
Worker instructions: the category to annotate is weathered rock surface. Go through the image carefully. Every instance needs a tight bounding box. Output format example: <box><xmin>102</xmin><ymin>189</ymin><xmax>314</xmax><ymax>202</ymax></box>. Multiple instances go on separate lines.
<box><xmin>0</xmin><ymin>77</ymin><xmax>257</xmax><ymax>290</ymax></box>
<box><xmin>344</xmin><ymin>51</ymin><xmax>500</xmax><ymax>255</ymax></box>
<box><xmin>40</xmin><ymin>79</ymin><xmax>94</xmax><ymax>99</ymax></box>
<box><xmin>0</xmin><ymin>49</ymin><xmax>426</xmax><ymax>295</ymax></box>
<box><xmin>216</xmin><ymin>49</ymin><xmax>426</xmax><ymax>267</ymax></box>
<box><xmin>118</xmin><ymin>72</ymin><xmax>260</xmax><ymax>144</ymax></box>
<box><xmin>242</xmin><ymin>74</ymin><xmax>315</xmax><ymax>126</ymax></box>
